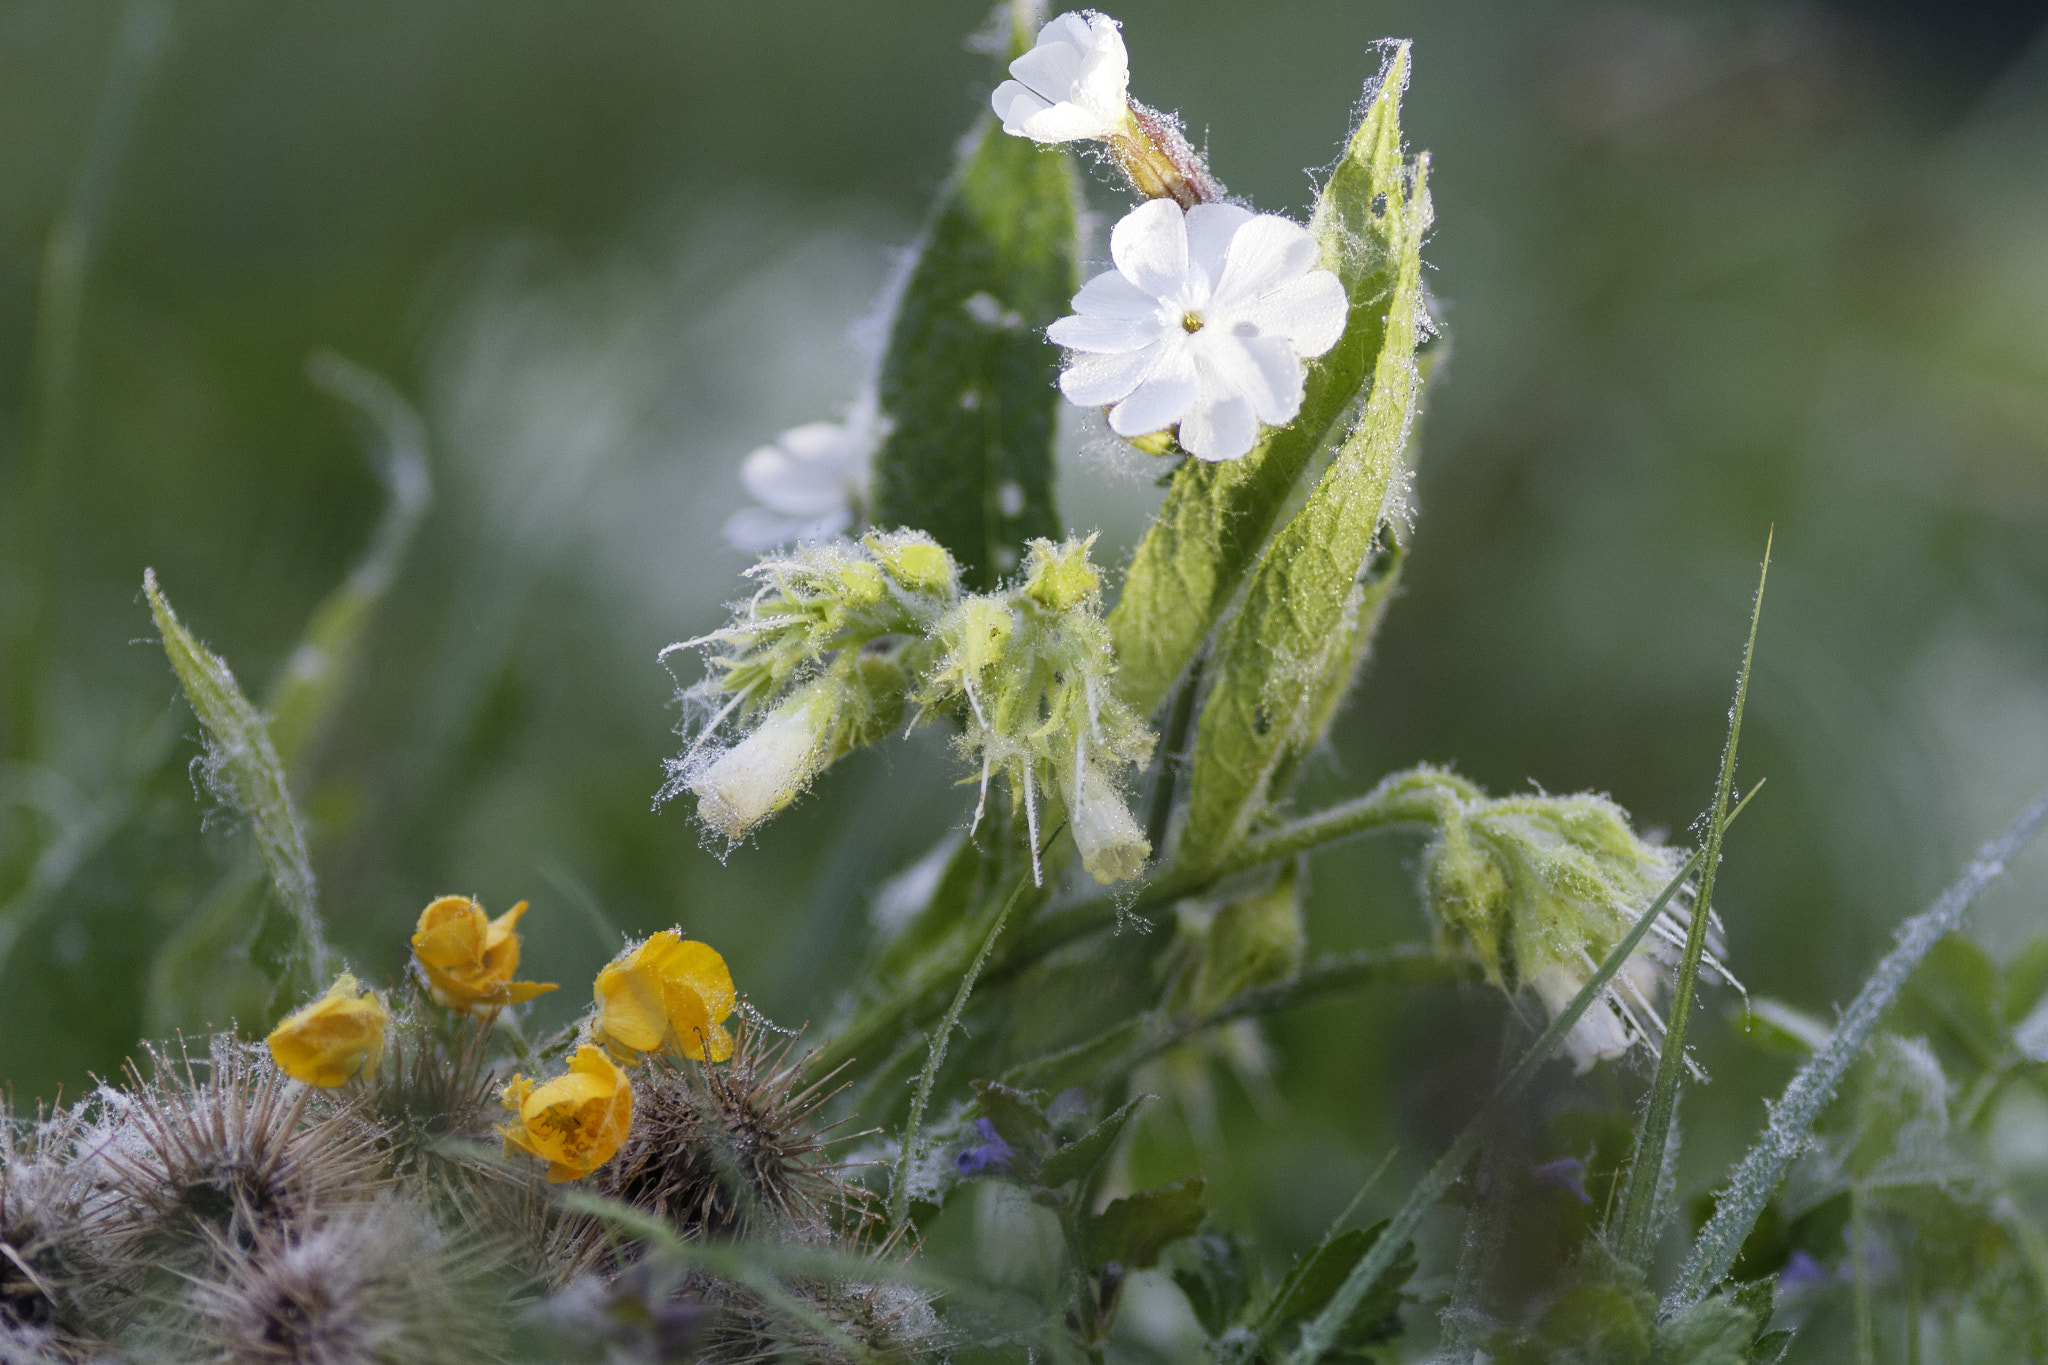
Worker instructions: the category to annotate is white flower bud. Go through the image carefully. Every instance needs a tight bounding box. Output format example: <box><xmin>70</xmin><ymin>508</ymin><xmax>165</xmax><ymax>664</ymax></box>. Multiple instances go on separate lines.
<box><xmin>691</xmin><ymin>689</ymin><xmax>836</xmax><ymax>840</ymax></box>
<box><xmin>991</xmin><ymin>11</ymin><xmax>1132</xmax><ymax>144</ymax></box>
<box><xmin>1070</xmin><ymin>760</ymin><xmax>1149</xmax><ymax>885</ymax></box>
<box><xmin>1529</xmin><ymin>962</ymin><xmax>1634</xmax><ymax>1074</ymax></box>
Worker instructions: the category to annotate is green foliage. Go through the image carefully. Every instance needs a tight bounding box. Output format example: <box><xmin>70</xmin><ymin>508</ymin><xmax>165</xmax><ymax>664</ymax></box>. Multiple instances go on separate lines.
<box><xmin>1107</xmin><ymin>42</ymin><xmax>1419</xmax><ymax>718</ymax></box>
<box><xmin>1081</xmin><ymin>1176</ymin><xmax>1207</xmax><ymax>1272</ymax></box>
<box><xmin>868</xmin><ymin>15</ymin><xmax>1075</xmax><ymax>590</ymax></box>
<box><xmin>1259</xmin><ymin>1221</ymin><xmax>1415</xmax><ymax>1359</ymax></box>
<box><xmin>1181</xmin><ymin>101</ymin><xmax>1430</xmax><ymax>863</ymax></box>
<box><xmin>143</xmin><ymin>569</ymin><xmax>330</xmax><ymax>996</ymax></box>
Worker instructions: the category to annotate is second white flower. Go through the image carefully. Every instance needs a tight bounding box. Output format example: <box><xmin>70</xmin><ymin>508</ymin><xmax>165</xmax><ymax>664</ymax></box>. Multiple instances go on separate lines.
<box><xmin>1048</xmin><ymin>198</ymin><xmax>1348</xmax><ymax>462</ymax></box>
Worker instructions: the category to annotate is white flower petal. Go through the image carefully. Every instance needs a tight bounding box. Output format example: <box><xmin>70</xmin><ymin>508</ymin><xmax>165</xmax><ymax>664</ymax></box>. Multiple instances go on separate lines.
<box><xmin>1236</xmin><ymin>269</ymin><xmax>1350</xmax><ymax>358</ymax></box>
<box><xmin>1060</xmin><ymin>345</ymin><xmax>1158</xmax><ymax>407</ymax></box>
<box><xmin>1008</xmin><ymin>35</ymin><xmax>1087</xmax><ymax>105</ymax></box>
<box><xmin>1203</xmin><ymin>333</ymin><xmax>1305</xmax><ymax>426</ymax></box>
<box><xmin>723</xmin><ymin>507</ymin><xmax>851</xmax><ymax>553</ymax></box>
<box><xmin>1107</xmin><ymin>350</ymin><xmax>1199</xmax><ymax>436</ymax></box>
<box><xmin>1212</xmin><ymin>214</ymin><xmax>1321</xmax><ymax>310</ymax></box>
<box><xmin>992</xmin><ymin>81</ymin><xmax>1056</xmax><ymax>136</ymax></box>
<box><xmin>1047</xmin><ymin>312</ymin><xmax>1160</xmax><ymax>353</ymax></box>
<box><xmin>1071</xmin><ymin>19</ymin><xmax>1131</xmax><ymax>125</ymax></box>
<box><xmin>1178</xmin><ymin>391</ymin><xmax>1259</xmax><ymax>462</ymax></box>
<box><xmin>1182</xmin><ymin>203</ymin><xmax>1255</xmax><ymax>298</ymax></box>
<box><xmin>1110</xmin><ymin>198</ymin><xmax>1190</xmax><ymax>300</ymax></box>
<box><xmin>1071</xmin><ymin>268</ymin><xmax>1162</xmax><ymax>322</ymax></box>
<box><xmin>740</xmin><ymin>432</ymin><xmax>854</xmax><ymax>516</ymax></box>
<box><xmin>1021</xmin><ymin>101</ymin><xmax>1122</xmax><ymax>143</ymax></box>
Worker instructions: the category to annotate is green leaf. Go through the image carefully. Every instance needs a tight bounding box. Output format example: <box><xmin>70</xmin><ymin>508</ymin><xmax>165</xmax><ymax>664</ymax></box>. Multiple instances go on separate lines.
<box><xmin>869</xmin><ymin>13</ymin><xmax>1075</xmax><ymax>589</ymax></box>
<box><xmin>970</xmin><ymin>1078</ymin><xmax>1052</xmax><ymax>1156</ymax></box>
<box><xmin>1108</xmin><ymin>41</ymin><xmax>1418</xmax><ymax>718</ymax></box>
<box><xmin>144</xmin><ymin>569</ymin><xmax>332</xmax><ymax>991</ymax></box>
<box><xmin>1040</xmin><ymin>1094</ymin><xmax>1146</xmax><ymax>1188</ymax></box>
<box><xmin>1172</xmin><ymin>1231</ymin><xmax>1253</xmax><ymax>1340</ymax></box>
<box><xmin>1180</xmin><ymin>140</ymin><xmax>1431</xmax><ymax>863</ymax></box>
<box><xmin>1263</xmin><ymin>1221</ymin><xmax>1414</xmax><ymax>1354</ymax></box>
<box><xmin>1188</xmin><ymin>862</ymin><xmax>1305</xmax><ymax>1014</ymax></box>
<box><xmin>1081</xmin><ymin>1176</ymin><xmax>1205</xmax><ymax>1272</ymax></box>
<box><xmin>266</xmin><ymin>353</ymin><xmax>432</xmax><ymax>769</ymax></box>
<box><xmin>1651</xmin><ymin>1292</ymin><xmax>1761</xmax><ymax>1365</ymax></box>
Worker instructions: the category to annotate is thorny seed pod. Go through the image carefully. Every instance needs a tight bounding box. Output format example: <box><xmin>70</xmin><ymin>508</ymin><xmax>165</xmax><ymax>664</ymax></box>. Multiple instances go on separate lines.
<box><xmin>85</xmin><ymin>1034</ymin><xmax>386</xmax><ymax>1259</ymax></box>
<box><xmin>0</xmin><ymin>1100</ymin><xmax>129</xmax><ymax>1352</ymax></box>
<box><xmin>171</xmin><ymin>1198</ymin><xmax>504</xmax><ymax>1365</ymax></box>
<box><xmin>564</xmin><ymin>1024</ymin><xmax>871</xmax><ymax>1276</ymax></box>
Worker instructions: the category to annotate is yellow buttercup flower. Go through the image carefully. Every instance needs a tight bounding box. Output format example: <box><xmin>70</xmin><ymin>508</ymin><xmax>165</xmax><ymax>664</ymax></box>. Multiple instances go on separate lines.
<box><xmin>497</xmin><ymin>1044</ymin><xmax>633</xmax><ymax>1183</ymax></box>
<box><xmin>591</xmin><ymin>931</ymin><xmax>736</xmax><ymax>1063</ymax></box>
<box><xmin>410</xmin><ymin>895</ymin><xmax>558</xmax><ymax>1014</ymax></box>
<box><xmin>266</xmin><ymin>974</ymin><xmax>390</xmax><ymax>1087</ymax></box>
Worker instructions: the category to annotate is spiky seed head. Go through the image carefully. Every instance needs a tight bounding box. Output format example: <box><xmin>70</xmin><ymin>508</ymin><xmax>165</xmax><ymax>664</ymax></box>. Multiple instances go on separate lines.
<box><xmin>174</xmin><ymin>1199</ymin><xmax>504</xmax><ymax>1365</ymax></box>
<box><xmin>89</xmin><ymin>1035</ymin><xmax>386</xmax><ymax>1260</ymax></box>
<box><xmin>1</xmin><ymin>1100</ymin><xmax>132</xmax><ymax>1350</ymax></box>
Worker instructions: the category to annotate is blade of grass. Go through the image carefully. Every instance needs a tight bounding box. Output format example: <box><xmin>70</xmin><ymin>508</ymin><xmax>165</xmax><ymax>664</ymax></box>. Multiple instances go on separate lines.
<box><xmin>1282</xmin><ymin>831</ymin><xmax>1729</xmax><ymax>1365</ymax></box>
<box><xmin>1612</xmin><ymin>532</ymin><xmax>1771</xmax><ymax>1265</ymax></box>
<box><xmin>1670</xmin><ymin>784</ymin><xmax>2048</xmax><ymax>1309</ymax></box>
<box><xmin>265</xmin><ymin>353</ymin><xmax>432</xmax><ymax>767</ymax></box>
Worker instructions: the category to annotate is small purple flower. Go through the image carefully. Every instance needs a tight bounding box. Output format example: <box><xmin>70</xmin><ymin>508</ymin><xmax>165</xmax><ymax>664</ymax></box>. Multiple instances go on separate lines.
<box><xmin>1531</xmin><ymin>1156</ymin><xmax>1592</xmax><ymax>1205</ymax></box>
<box><xmin>956</xmin><ymin>1118</ymin><xmax>1016</xmax><ymax>1176</ymax></box>
<box><xmin>1777</xmin><ymin>1249</ymin><xmax>1833</xmax><ymax>1295</ymax></box>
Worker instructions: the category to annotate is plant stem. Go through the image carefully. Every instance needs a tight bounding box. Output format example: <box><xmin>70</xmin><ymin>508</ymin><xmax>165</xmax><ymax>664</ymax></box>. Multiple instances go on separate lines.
<box><xmin>886</xmin><ymin>872</ymin><xmax>1033</xmax><ymax>1235</ymax></box>
<box><xmin>1144</xmin><ymin>653</ymin><xmax>1205</xmax><ymax>859</ymax></box>
<box><xmin>1614</xmin><ymin>534</ymin><xmax>1770</xmax><ymax>1266</ymax></box>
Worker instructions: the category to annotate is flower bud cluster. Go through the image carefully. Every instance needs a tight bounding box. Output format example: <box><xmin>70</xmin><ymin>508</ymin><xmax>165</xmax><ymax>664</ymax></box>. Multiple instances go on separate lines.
<box><xmin>1422</xmin><ymin>790</ymin><xmax>1734</xmax><ymax>1073</ymax></box>
<box><xmin>917</xmin><ymin>537</ymin><xmax>1153</xmax><ymax>884</ymax></box>
<box><xmin>661</xmin><ymin>531</ymin><xmax>959</xmax><ymax>841</ymax></box>
<box><xmin>667</xmin><ymin>533</ymin><xmax>1155</xmax><ymax>883</ymax></box>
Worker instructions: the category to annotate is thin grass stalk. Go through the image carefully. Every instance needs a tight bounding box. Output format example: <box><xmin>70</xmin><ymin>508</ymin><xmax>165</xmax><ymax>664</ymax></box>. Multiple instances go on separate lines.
<box><xmin>1613</xmin><ymin>534</ymin><xmax>1771</xmax><ymax>1264</ymax></box>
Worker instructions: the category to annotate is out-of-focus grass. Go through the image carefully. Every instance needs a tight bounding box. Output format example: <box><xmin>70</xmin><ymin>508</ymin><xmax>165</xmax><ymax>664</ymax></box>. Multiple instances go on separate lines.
<box><xmin>3</xmin><ymin>0</ymin><xmax>2045</xmax><ymax>1335</ymax></box>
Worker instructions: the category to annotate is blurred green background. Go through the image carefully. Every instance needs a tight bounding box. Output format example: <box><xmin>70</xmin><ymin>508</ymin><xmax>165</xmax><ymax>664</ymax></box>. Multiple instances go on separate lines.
<box><xmin>4</xmin><ymin>0</ymin><xmax>2047</xmax><ymax>1332</ymax></box>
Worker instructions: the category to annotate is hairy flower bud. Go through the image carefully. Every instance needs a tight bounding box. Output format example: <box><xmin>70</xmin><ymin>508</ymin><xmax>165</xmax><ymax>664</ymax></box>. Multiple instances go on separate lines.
<box><xmin>688</xmin><ymin>683</ymin><xmax>841</xmax><ymax>840</ymax></box>
<box><xmin>1421</xmin><ymin>789</ymin><xmax>1733</xmax><ymax>1072</ymax></box>
<box><xmin>1068</xmin><ymin>759</ymin><xmax>1149</xmax><ymax>884</ymax></box>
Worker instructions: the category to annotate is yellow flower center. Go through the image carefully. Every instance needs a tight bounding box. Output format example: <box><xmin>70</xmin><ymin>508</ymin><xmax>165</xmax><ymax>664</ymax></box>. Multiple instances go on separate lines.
<box><xmin>1181</xmin><ymin>310</ymin><xmax>1204</xmax><ymax>333</ymax></box>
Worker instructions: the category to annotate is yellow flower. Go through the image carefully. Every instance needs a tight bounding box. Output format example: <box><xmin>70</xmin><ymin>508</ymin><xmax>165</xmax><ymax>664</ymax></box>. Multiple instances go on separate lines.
<box><xmin>410</xmin><ymin>895</ymin><xmax>558</xmax><ymax>1013</ymax></box>
<box><xmin>266</xmin><ymin>974</ymin><xmax>390</xmax><ymax>1087</ymax></box>
<box><xmin>591</xmin><ymin>931</ymin><xmax>736</xmax><ymax>1063</ymax></box>
<box><xmin>497</xmin><ymin>1044</ymin><xmax>633</xmax><ymax>1183</ymax></box>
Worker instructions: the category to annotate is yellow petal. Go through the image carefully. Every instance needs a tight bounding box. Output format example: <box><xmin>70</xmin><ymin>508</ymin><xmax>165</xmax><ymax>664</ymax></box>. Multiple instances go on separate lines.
<box><xmin>412</xmin><ymin>896</ymin><xmax>487</xmax><ymax>969</ymax></box>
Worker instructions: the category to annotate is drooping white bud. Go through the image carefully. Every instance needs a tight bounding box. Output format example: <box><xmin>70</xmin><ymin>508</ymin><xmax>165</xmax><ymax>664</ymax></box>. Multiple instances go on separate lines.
<box><xmin>1069</xmin><ymin>760</ymin><xmax>1149</xmax><ymax>885</ymax></box>
<box><xmin>690</xmin><ymin>688</ymin><xmax>836</xmax><ymax>840</ymax></box>
<box><xmin>1529</xmin><ymin>962</ymin><xmax>1634</xmax><ymax>1074</ymax></box>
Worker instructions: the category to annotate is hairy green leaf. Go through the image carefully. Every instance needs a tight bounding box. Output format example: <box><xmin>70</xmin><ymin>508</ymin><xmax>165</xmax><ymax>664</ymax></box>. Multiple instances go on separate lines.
<box><xmin>1081</xmin><ymin>1176</ymin><xmax>1205</xmax><ymax>1272</ymax></box>
<box><xmin>1263</xmin><ymin>1221</ymin><xmax>1415</xmax><ymax>1353</ymax></box>
<box><xmin>869</xmin><ymin>12</ymin><xmax>1075</xmax><ymax>589</ymax></box>
<box><xmin>144</xmin><ymin>569</ymin><xmax>331</xmax><ymax>988</ymax></box>
<box><xmin>1108</xmin><ymin>42</ymin><xmax>1418</xmax><ymax>717</ymax></box>
<box><xmin>1172</xmin><ymin>1231</ymin><xmax>1253</xmax><ymax>1340</ymax></box>
<box><xmin>1180</xmin><ymin>143</ymin><xmax>1431</xmax><ymax>863</ymax></box>
<box><xmin>1040</xmin><ymin>1094</ymin><xmax>1146</xmax><ymax>1187</ymax></box>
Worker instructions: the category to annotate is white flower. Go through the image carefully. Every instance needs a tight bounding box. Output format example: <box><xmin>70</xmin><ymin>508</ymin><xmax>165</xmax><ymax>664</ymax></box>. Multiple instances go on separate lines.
<box><xmin>1068</xmin><ymin>758</ymin><xmax>1149</xmax><ymax>885</ymax></box>
<box><xmin>722</xmin><ymin>390</ymin><xmax>880</xmax><ymax>552</ymax></box>
<box><xmin>690</xmin><ymin>686</ymin><xmax>838</xmax><ymax>840</ymax></box>
<box><xmin>991</xmin><ymin>11</ymin><xmax>1132</xmax><ymax>144</ymax></box>
<box><xmin>1048</xmin><ymin>199</ymin><xmax>1349</xmax><ymax>462</ymax></box>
